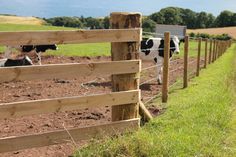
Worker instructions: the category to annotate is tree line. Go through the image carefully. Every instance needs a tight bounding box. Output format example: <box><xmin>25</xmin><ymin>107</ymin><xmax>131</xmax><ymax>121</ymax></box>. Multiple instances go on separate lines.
<box><xmin>44</xmin><ymin>7</ymin><xmax>236</xmax><ymax>32</ymax></box>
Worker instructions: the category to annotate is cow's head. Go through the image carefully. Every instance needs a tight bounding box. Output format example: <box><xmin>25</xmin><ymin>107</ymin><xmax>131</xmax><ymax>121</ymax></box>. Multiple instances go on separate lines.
<box><xmin>48</xmin><ymin>44</ymin><xmax>58</xmax><ymax>50</ymax></box>
<box><xmin>23</xmin><ymin>56</ymin><xmax>34</xmax><ymax>65</ymax></box>
<box><xmin>170</xmin><ymin>36</ymin><xmax>180</xmax><ymax>54</ymax></box>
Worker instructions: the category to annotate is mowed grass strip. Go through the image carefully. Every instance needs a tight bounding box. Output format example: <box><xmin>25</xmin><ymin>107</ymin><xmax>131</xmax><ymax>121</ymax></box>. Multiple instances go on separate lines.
<box><xmin>75</xmin><ymin>44</ymin><xmax>236</xmax><ymax>157</ymax></box>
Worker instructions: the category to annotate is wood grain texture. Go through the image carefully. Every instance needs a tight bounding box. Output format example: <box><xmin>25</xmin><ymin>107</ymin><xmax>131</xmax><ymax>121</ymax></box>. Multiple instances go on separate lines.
<box><xmin>0</xmin><ymin>60</ymin><xmax>140</xmax><ymax>83</ymax></box>
<box><xmin>0</xmin><ymin>29</ymin><xmax>141</xmax><ymax>45</ymax></box>
<box><xmin>0</xmin><ymin>118</ymin><xmax>140</xmax><ymax>153</ymax></box>
<box><xmin>0</xmin><ymin>90</ymin><xmax>140</xmax><ymax>119</ymax></box>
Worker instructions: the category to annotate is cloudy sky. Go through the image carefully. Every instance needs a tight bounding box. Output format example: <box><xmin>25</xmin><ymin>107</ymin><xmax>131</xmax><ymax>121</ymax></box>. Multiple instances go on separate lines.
<box><xmin>0</xmin><ymin>0</ymin><xmax>235</xmax><ymax>17</ymax></box>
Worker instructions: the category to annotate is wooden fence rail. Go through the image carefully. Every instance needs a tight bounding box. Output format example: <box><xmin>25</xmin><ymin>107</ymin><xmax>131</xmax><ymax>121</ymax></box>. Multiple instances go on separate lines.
<box><xmin>0</xmin><ymin>29</ymin><xmax>141</xmax><ymax>45</ymax></box>
<box><xmin>0</xmin><ymin>90</ymin><xmax>140</xmax><ymax>119</ymax></box>
<box><xmin>0</xmin><ymin>12</ymin><xmax>143</xmax><ymax>153</ymax></box>
<box><xmin>0</xmin><ymin>60</ymin><xmax>140</xmax><ymax>83</ymax></box>
<box><xmin>0</xmin><ymin>118</ymin><xmax>140</xmax><ymax>153</ymax></box>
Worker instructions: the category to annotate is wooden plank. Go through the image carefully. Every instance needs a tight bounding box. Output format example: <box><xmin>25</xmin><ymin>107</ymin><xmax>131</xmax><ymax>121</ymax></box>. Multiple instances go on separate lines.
<box><xmin>111</xmin><ymin>12</ymin><xmax>141</xmax><ymax>121</ymax></box>
<box><xmin>0</xmin><ymin>60</ymin><xmax>140</xmax><ymax>83</ymax></box>
<box><xmin>0</xmin><ymin>29</ymin><xmax>141</xmax><ymax>46</ymax></box>
<box><xmin>208</xmin><ymin>39</ymin><xmax>213</xmax><ymax>64</ymax></box>
<box><xmin>0</xmin><ymin>118</ymin><xmax>140</xmax><ymax>153</ymax></box>
<box><xmin>0</xmin><ymin>90</ymin><xmax>140</xmax><ymax>119</ymax></box>
<box><xmin>162</xmin><ymin>32</ymin><xmax>170</xmax><ymax>103</ymax></box>
<box><xmin>204</xmin><ymin>39</ymin><xmax>208</xmax><ymax>68</ymax></box>
<box><xmin>183</xmin><ymin>35</ymin><xmax>189</xmax><ymax>88</ymax></box>
<box><xmin>196</xmin><ymin>38</ymin><xmax>202</xmax><ymax>77</ymax></box>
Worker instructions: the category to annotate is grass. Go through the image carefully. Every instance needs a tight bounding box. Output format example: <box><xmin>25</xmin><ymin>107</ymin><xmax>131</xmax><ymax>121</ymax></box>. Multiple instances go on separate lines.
<box><xmin>74</xmin><ymin>44</ymin><xmax>236</xmax><ymax>157</ymax></box>
<box><xmin>0</xmin><ymin>24</ymin><xmax>111</xmax><ymax>56</ymax></box>
<box><xmin>0</xmin><ymin>23</ymin><xmax>205</xmax><ymax>57</ymax></box>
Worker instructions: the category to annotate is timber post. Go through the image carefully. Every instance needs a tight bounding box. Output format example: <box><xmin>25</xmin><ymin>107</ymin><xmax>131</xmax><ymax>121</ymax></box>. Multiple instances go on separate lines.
<box><xmin>204</xmin><ymin>39</ymin><xmax>208</xmax><ymax>68</ymax></box>
<box><xmin>162</xmin><ymin>32</ymin><xmax>170</xmax><ymax>103</ymax></box>
<box><xmin>183</xmin><ymin>35</ymin><xmax>189</xmax><ymax>88</ymax></box>
<box><xmin>196</xmin><ymin>37</ymin><xmax>202</xmax><ymax>77</ymax></box>
<box><xmin>209</xmin><ymin>39</ymin><xmax>213</xmax><ymax>64</ymax></box>
<box><xmin>110</xmin><ymin>12</ymin><xmax>141</xmax><ymax>121</ymax></box>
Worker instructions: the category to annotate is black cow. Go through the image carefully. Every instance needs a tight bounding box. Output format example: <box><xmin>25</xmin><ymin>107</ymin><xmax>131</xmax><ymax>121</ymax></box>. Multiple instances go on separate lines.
<box><xmin>0</xmin><ymin>56</ymin><xmax>33</xmax><ymax>67</ymax></box>
<box><xmin>4</xmin><ymin>44</ymin><xmax>58</xmax><ymax>65</ymax></box>
<box><xmin>140</xmin><ymin>36</ymin><xmax>180</xmax><ymax>84</ymax></box>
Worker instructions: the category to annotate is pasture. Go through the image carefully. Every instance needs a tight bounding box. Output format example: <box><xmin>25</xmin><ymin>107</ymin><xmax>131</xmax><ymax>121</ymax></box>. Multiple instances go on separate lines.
<box><xmin>0</xmin><ymin>24</ymin><xmax>204</xmax><ymax>57</ymax></box>
<box><xmin>0</xmin><ymin>17</ymin><xmax>233</xmax><ymax>157</ymax></box>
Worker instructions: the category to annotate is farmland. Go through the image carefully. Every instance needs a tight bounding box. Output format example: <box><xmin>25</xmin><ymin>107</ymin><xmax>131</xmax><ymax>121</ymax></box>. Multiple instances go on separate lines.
<box><xmin>0</xmin><ymin>17</ymin><xmax>235</xmax><ymax>157</ymax></box>
<box><xmin>0</xmin><ymin>15</ymin><xmax>45</xmax><ymax>25</ymax></box>
<box><xmin>188</xmin><ymin>26</ymin><xmax>236</xmax><ymax>39</ymax></box>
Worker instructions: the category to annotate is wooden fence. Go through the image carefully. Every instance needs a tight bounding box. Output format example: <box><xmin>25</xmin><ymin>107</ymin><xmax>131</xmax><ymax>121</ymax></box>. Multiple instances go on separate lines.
<box><xmin>0</xmin><ymin>12</ymin><xmax>142</xmax><ymax>153</ymax></box>
<box><xmin>0</xmin><ymin>11</ymin><xmax>233</xmax><ymax>153</ymax></box>
<box><xmin>162</xmin><ymin>34</ymin><xmax>232</xmax><ymax>102</ymax></box>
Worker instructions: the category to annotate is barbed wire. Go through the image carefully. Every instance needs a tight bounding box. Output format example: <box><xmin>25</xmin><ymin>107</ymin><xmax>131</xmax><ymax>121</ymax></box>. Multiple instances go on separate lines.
<box><xmin>142</xmin><ymin>31</ymin><xmax>222</xmax><ymax>41</ymax></box>
<box><xmin>143</xmin><ymin>93</ymin><xmax>162</xmax><ymax>105</ymax></box>
<box><xmin>142</xmin><ymin>31</ymin><xmax>185</xmax><ymax>39</ymax></box>
<box><xmin>141</xmin><ymin>63</ymin><xmax>162</xmax><ymax>71</ymax></box>
<box><xmin>140</xmin><ymin>78</ymin><xmax>157</xmax><ymax>86</ymax></box>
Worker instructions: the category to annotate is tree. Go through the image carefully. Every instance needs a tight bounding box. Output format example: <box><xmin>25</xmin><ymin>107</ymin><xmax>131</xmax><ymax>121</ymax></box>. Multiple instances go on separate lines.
<box><xmin>103</xmin><ymin>16</ymin><xmax>110</xmax><ymax>29</ymax></box>
<box><xmin>195</xmin><ymin>12</ymin><xmax>209</xmax><ymax>28</ymax></box>
<box><xmin>142</xmin><ymin>18</ymin><xmax>156</xmax><ymax>32</ymax></box>
<box><xmin>180</xmin><ymin>9</ymin><xmax>197</xmax><ymax>28</ymax></box>
<box><xmin>215</xmin><ymin>10</ymin><xmax>234</xmax><ymax>27</ymax></box>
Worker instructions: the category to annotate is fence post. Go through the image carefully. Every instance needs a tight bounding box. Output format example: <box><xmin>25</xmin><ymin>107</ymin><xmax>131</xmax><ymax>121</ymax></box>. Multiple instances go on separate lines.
<box><xmin>183</xmin><ymin>35</ymin><xmax>189</xmax><ymax>88</ymax></box>
<box><xmin>110</xmin><ymin>12</ymin><xmax>141</xmax><ymax>121</ymax></box>
<box><xmin>212</xmin><ymin>40</ymin><xmax>216</xmax><ymax>62</ymax></box>
<box><xmin>196</xmin><ymin>37</ymin><xmax>202</xmax><ymax>77</ymax></box>
<box><xmin>162</xmin><ymin>32</ymin><xmax>170</xmax><ymax>103</ymax></box>
<box><xmin>209</xmin><ymin>39</ymin><xmax>213</xmax><ymax>64</ymax></box>
<box><xmin>204</xmin><ymin>39</ymin><xmax>208</xmax><ymax>68</ymax></box>
<box><xmin>215</xmin><ymin>40</ymin><xmax>218</xmax><ymax>60</ymax></box>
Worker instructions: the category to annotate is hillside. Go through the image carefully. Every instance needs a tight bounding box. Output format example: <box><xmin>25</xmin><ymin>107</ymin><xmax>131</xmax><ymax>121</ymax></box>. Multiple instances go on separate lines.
<box><xmin>0</xmin><ymin>15</ymin><xmax>45</xmax><ymax>25</ymax></box>
<box><xmin>187</xmin><ymin>27</ymin><xmax>236</xmax><ymax>39</ymax></box>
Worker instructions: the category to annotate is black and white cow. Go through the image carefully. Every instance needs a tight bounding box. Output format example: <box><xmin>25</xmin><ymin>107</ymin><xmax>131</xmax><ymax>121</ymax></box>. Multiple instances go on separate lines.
<box><xmin>140</xmin><ymin>36</ymin><xmax>180</xmax><ymax>84</ymax></box>
<box><xmin>0</xmin><ymin>56</ymin><xmax>33</xmax><ymax>67</ymax></box>
<box><xmin>4</xmin><ymin>44</ymin><xmax>58</xmax><ymax>65</ymax></box>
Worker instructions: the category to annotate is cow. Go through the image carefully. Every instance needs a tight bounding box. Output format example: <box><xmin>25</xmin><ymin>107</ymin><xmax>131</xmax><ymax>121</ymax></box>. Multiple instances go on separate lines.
<box><xmin>0</xmin><ymin>56</ymin><xmax>33</xmax><ymax>67</ymax></box>
<box><xmin>4</xmin><ymin>44</ymin><xmax>58</xmax><ymax>65</ymax></box>
<box><xmin>140</xmin><ymin>36</ymin><xmax>180</xmax><ymax>84</ymax></box>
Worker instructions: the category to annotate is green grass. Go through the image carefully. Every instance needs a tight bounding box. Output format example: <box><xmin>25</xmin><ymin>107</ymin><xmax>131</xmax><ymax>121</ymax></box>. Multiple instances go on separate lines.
<box><xmin>0</xmin><ymin>23</ymin><xmax>204</xmax><ymax>57</ymax></box>
<box><xmin>0</xmin><ymin>24</ymin><xmax>110</xmax><ymax>56</ymax></box>
<box><xmin>0</xmin><ymin>23</ymin><xmax>73</xmax><ymax>31</ymax></box>
<box><xmin>75</xmin><ymin>44</ymin><xmax>236</xmax><ymax>157</ymax></box>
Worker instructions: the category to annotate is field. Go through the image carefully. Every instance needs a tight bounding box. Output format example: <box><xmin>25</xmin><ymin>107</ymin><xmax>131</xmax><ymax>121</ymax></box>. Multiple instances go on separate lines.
<box><xmin>0</xmin><ymin>15</ymin><xmax>45</xmax><ymax>25</ymax></box>
<box><xmin>188</xmin><ymin>26</ymin><xmax>236</xmax><ymax>39</ymax></box>
<box><xmin>0</xmin><ymin>22</ymin><xmax>234</xmax><ymax>156</ymax></box>
<box><xmin>0</xmin><ymin>24</ymin><xmax>204</xmax><ymax>57</ymax></box>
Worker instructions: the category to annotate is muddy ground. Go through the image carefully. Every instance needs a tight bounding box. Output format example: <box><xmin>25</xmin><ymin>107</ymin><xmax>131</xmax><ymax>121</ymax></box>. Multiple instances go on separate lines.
<box><xmin>0</xmin><ymin>54</ymin><xmax>203</xmax><ymax>157</ymax></box>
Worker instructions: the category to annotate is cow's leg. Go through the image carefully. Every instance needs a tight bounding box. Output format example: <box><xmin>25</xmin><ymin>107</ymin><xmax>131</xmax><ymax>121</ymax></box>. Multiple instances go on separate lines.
<box><xmin>156</xmin><ymin>57</ymin><xmax>163</xmax><ymax>85</ymax></box>
<box><xmin>157</xmin><ymin>65</ymin><xmax>162</xmax><ymax>85</ymax></box>
<box><xmin>4</xmin><ymin>46</ymin><xmax>12</xmax><ymax>58</ymax></box>
<box><xmin>155</xmin><ymin>57</ymin><xmax>163</xmax><ymax>85</ymax></box>
<box><xmin>36</xmin><ymin>52</ymin><xmax>42</xmax><ymax>65</ymax></box>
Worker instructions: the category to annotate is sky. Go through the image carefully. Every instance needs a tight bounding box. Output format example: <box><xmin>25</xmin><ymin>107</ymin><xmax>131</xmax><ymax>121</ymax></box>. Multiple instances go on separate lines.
<box><xmin>0</xmin><ymin>0</ymin><xmax>235</xmax><ymax>18</ymax></box>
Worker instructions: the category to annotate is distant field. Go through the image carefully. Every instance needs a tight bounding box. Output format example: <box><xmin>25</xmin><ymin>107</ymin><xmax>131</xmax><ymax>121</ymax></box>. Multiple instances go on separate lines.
<box><xmin>187</xmin><ymin>26</ymin><xmax>236</xmax><ymax>39</ymax></box>
<box><xmin>0</xmin><ymin>23</ymin><xmax>202</xmax><ymax>57</ymax></box>
<box><xmin>0</xmin><ymin>15</ymin><xmax>46</xmax><ymax>25</ymax></box>
<box><xmin>0</xmin><ymin>23</ymin><xmax>110</xmax><ymax>56</ymax></box>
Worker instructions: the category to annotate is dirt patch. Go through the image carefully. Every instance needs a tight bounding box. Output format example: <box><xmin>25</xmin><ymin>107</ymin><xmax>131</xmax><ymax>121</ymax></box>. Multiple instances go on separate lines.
<box><xmin>0</xmin><ymin>54</ymin><xmax>204</xmax><ymax>157</ymax></box>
